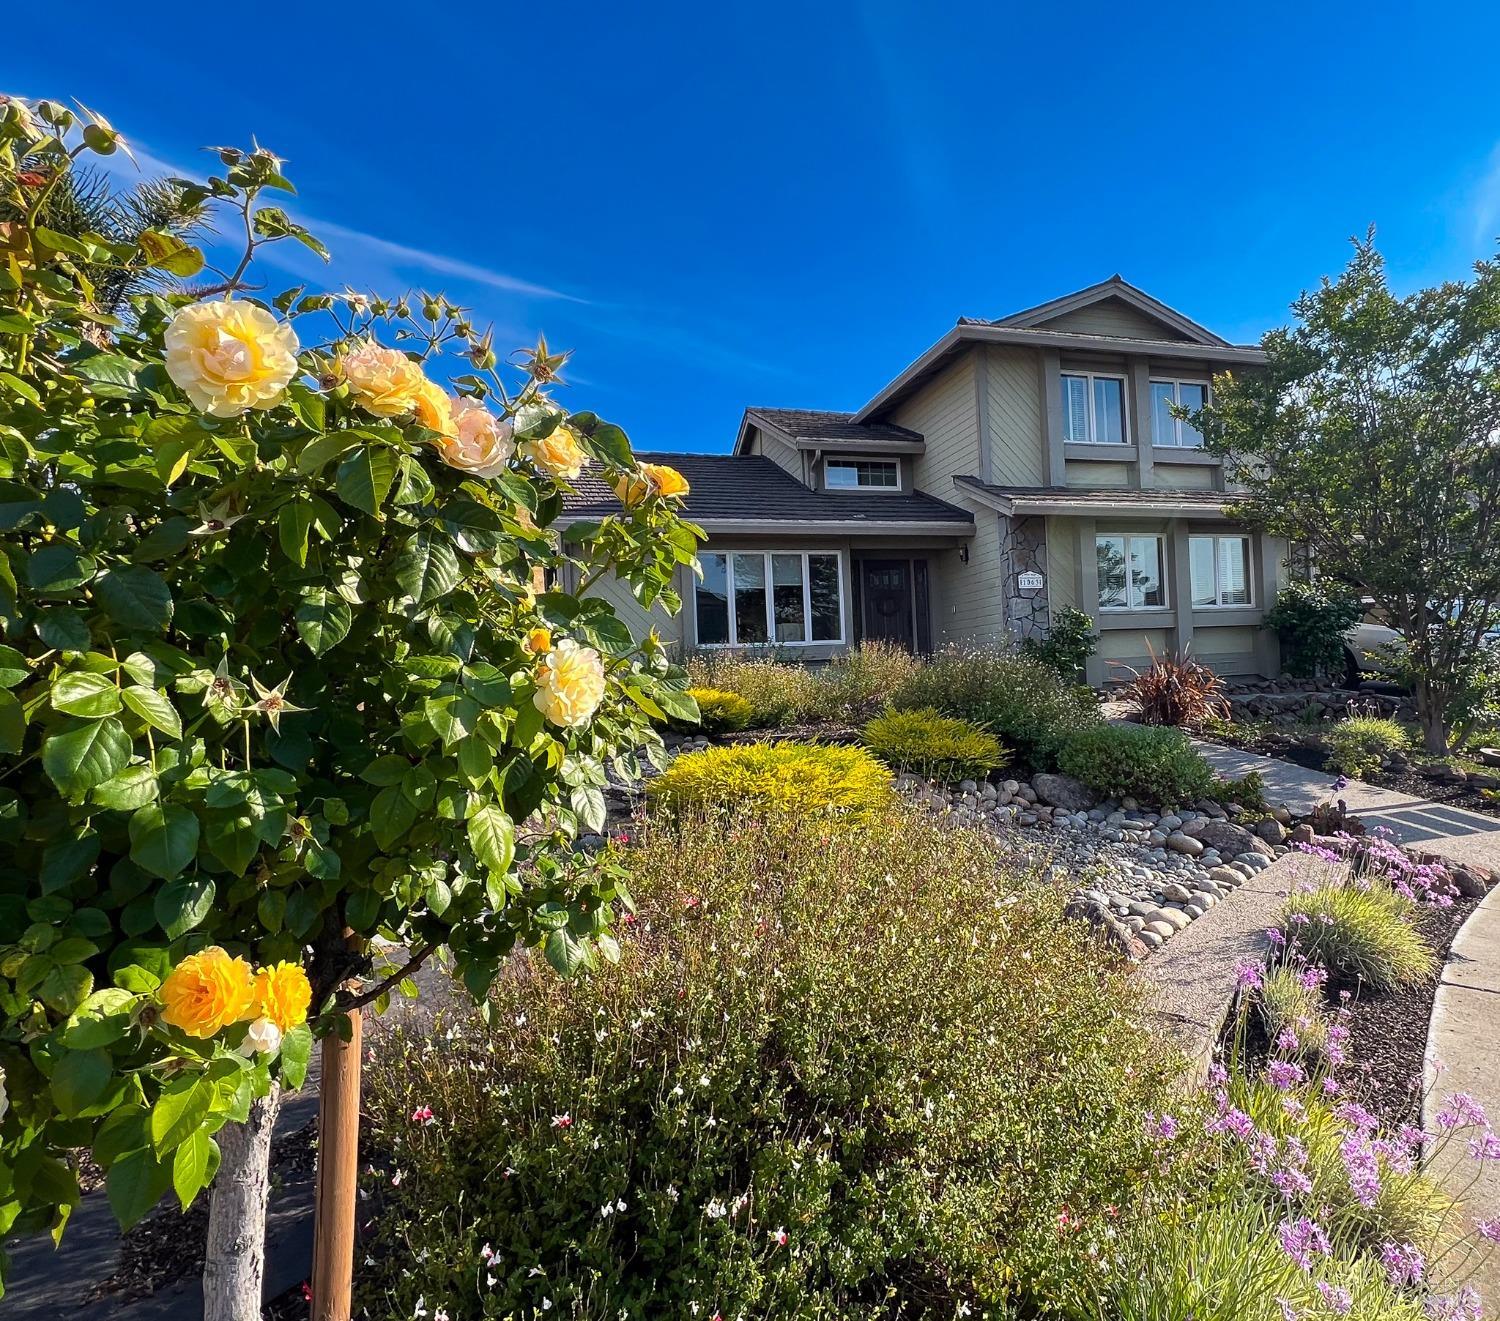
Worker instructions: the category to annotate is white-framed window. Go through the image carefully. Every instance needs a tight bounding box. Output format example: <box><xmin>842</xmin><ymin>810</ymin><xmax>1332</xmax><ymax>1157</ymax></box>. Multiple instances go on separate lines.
<box><xmin>694</xmin><ymin>551</ymin><xmax>843</xmax><ymax>646</ymax></box>
<box><xmin>1062</xmin><ymin>371</ymin><xmax>1127</xmax><ymax>445</ymax></box>
<box><xmin>1149</xmin><ymin>379</ymin><xmax>1208</xmax><ymax>447</ymax></box>
<box><xmin>1189</xmin><ymin>535</ymin><xmax>1252</xmax><ymax>607</ymax></box>
<box><xmin>825</xmin><ymin>458</ymin><xmax>900</xmax><ymax>490</ymax></box>
<box><xmin>1096</xmin><ymin>534</ymin><xmax>1166</xmax><ymax>611</ymax></box>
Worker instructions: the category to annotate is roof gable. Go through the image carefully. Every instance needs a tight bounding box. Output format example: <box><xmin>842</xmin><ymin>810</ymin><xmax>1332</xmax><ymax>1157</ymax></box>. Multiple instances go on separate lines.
<box><xmin>735</xmin><ymin>407</ymin><xmax>924</xmax><ymax>454</ymax></box>
<box><xmin>988</xmin><ymin>275</ymin><xmax>1230</xmax><ymax>347</ymax></box>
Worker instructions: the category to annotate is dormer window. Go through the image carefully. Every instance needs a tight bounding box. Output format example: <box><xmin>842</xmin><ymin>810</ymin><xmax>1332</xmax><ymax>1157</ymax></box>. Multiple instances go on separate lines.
<box><xmin>1061</xmin><ymin>372</ymin><xmax>1126</xmax><ymax>445</ymax></box>
<box><xmin>825</xmin><ymin>458</ymin><xmax>900</xmax><ymax>490</ymax></box>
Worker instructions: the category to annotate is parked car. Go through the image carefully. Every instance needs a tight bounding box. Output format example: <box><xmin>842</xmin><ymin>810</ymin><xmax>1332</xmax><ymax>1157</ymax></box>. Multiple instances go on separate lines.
<box><xmin>1341</xmin><ymin>602</ymin><xmax>1499</xmax><ymax>688</ymax></box>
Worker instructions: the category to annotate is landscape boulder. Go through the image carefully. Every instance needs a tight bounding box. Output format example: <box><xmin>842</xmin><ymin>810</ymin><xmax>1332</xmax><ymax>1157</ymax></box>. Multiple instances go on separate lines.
<box><xmin>1030</xmin><ymin>773</ymin><xmax>1096</xmax><ymax>812</ymax></box>
<box><xmin>1197</xmin><ymin>818</ymin><xmax>1275</xmax><ymax>859</ymax></box>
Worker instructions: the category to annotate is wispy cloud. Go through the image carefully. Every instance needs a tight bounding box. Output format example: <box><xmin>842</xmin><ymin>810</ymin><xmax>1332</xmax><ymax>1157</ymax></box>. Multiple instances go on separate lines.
<box><xmin>1471</xmin><ymin>142</ymin><xmax>1500</xmax><ymax>248</ymax></box>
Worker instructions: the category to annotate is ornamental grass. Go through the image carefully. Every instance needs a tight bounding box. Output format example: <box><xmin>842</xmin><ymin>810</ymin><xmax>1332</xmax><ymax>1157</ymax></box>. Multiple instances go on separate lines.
<box><xmin>1280</xmin><ymin>883</ymin><xmax>1436</xmax><ymax>993</ymax></box>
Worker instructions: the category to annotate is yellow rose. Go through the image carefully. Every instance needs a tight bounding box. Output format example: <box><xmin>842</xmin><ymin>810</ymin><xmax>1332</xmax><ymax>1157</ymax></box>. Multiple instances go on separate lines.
<box><xmin>523</xmin><ymin>626</ymin><xmax>552</xmax><ymax>655</ymax></box>
<box><xmin>251</xmin><ymin>961</ymin><xmax>313</xmax><ymax>1033</ymax></box>
<box><xmin>160</xmin><ymin>946</ymin><xmax>256</xmax><ymax>1038</ymax></box>
<box><xmin>164</xmin><ymin>300</ymin><xmax>298</xmax><ymax>418</ymax></box>
<box><xmin>411</xmin><ymin>375</ymin><xmax>455</xmax><ymax>439</ymax></box>
<box><xmin>340</xmin><ymin>341</ymin><xmax>424</xmax><ymax>417</ymax></box>
<box><xmin>641</xmin><ymin>462</ymin><xmax>689</xmax><ymax>499</ymax></box>
<box><xmin>613</xmin><ymin>471</ymin><xmax>653</xmax><ymax>508</ymax></box>
<box><xmin>518</xmin><ymin>404</ymin><xmax>586</xmax><ymax>480</ymax></box>
<box><xmin>533</xmin><ymin>638</ymin><xmax>605</xmax><ymax>728</ymax></box>
<box><xmin>434</xmin><ymin>397</ymin><xmax>514</xmax><ymax>478</ymax></box>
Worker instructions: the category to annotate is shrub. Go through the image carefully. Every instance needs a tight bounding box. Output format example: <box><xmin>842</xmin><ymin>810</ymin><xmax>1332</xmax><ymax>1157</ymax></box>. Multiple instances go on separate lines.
<box><xmin>1214</xmin><ymin>770</ymin><xmax>1268</xmax><ymax>811</ymax></box>
<box><xmin>646</xmin><ymin>742</ymin><xmax>894</xmax><ymax>819</ymax></box>
<box><xmin>1018</xmin><ymin>606</ymin><xmax>1098</xmax><ymax>680</ymax></box>
<box><xmin>892</xmin><ymin>646</ymin><xmax>1101</xmax><ymax>771</ymax></box>
<box><xmin>1265</xmin><ymin>581</ymin><xmax>1365</xmax><ymax>680</ymax></box>
<box><xmin>862</xmin><ymin>707</ymin><xmax>1006</xmax><ymax>783</ymax></box>
<box><xmin>676</xmin><ymin>687</ymin><xmax>752</xmax><ymax>735</ymax></box>
<box><xmin>1116</xmin><ymin>647</ymin><xmax>1230</xmax><ymax>729</ymax></box>
<box><xmin>818</xmin><ymin>641</ymin><xmax>924</xmax><ymax>721</ymax></box>
<box><xmin>1255</xmin><ymin>964</ymin><xmax>1329</xmax><ymax>1060</ymax></box>
<box><xmin>685</xmin><ymin>652</ymin><xmax>822</xmax><ymax>727</ymax></box>
<box><xmin>1326</xmin><ymin>716</ymin><xmax>1411</xmax><ymax>778</ymax></box>
<box><xmin>1057</xmin><ymin>724</ymin><xmax>1218</xmax><ymax>806</ymax></box>
<box><xmin>359</xmin><ymin>808</ymin><xmax>1178</xmax><ymax>1319</ymax></box>
<box><xmin>1279</xmin><ymin>883</ymin><xmax>1435</xmax><ymax>992</ymax></box>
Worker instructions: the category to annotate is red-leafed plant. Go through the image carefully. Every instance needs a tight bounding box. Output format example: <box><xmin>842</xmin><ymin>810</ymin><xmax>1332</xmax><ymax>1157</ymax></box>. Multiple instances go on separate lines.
<box><xmin>1115</xmin><ymin>645</ymin><xmax>1230</xmax><ymax>729</ymax></box>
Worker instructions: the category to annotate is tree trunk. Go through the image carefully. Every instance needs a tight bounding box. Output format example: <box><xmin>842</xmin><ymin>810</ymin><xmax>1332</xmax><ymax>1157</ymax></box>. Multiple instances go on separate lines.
<box><xmin>1416</xmin><ymin>680</ymin><xmax>1450</xmax><ymax>755</ymax></box>
<box><xmin>203</xmin><ymin>1086</ymin><xmax>282</xmax><ymax>1321</ymax></box>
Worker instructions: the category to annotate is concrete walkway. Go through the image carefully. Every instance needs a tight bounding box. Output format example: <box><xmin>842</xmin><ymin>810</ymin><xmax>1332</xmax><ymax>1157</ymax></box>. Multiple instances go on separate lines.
<box><xmin>1424</xmin><ymin>883</ymin><xmax>1500</xmax><ymax>1301</ymax></box>
<box><xmin>1192</xmin><ymin>739</ymin><xmax>1500</xmax><ymax>875</ymax></box>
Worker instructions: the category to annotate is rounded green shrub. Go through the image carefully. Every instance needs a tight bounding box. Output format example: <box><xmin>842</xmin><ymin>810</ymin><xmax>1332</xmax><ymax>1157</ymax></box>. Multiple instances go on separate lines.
<box><xmin>892</xmin><ymin>646</ymin><xmax>1101</xmax><ymax>771</ymax></box>
<box><xmin>1279</xmin><ymin>882</ymin><xmax>1435</xmax><ymax>992</ymax></box>
<box><xmin>677</xmin><ymin>686</ymin><xmax>753</xmax><ymax>735</ymax></box>
<box><xmin>646</xmin><ymin>741</ymin><xmax>894</xmax><ymax>819</ymax></box>
<box><xmin>1056</xmin><ymin>723</ymin><xmax>1217</xmax><ymax>806</ymax></box>
<box><xmin>1325</xmin><ymin>716</ymin><xmax>1411</xmax><ymax>779</ymax></box>
<box><xmin>359</xmin><ymin>808</ymin><xmax>1177</xmax><ymax>1319</ymax></box>
<box><xmin>862</xmin><ymin>706</ymin><xmax>1006</xmax><ymax>783</ymax></box>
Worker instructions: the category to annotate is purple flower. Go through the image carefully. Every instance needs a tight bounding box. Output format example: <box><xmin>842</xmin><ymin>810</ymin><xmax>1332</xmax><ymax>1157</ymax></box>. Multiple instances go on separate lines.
<box><xmin>1316</xmin><ymin>1282</ymin><xmax>1353</xmax><ymax>1316</ymax></box>
<box><xmin>1276</xmin><ymin>1300</ymin><xmax>1300</xmax><ymax>1321</ymax></box>
<box><xmin>1272</xmin><ymin>1166</ymin><xmax>1314</xmax><ymax>1197</ymax></box>
<box><xmin>1299</xmin><ymin>965</ymin><xmax>1327</xmax><ymax>992</ymax></box>
<box><xmin>1266</xmin><ymin>927</ymin><xmax>1288</xmax><ymax>947</ymax></box>
<box><xmin>1235</xmin><ymin>959</ymin><xmax>1264</xmax><ymax>991</ymax></box>
<box><xmin>1208</xmin><ymin>1105</ymin><xmax>1257</xmax><ymax>1141</ymax></box>
<box><xmin>1467</xmin><ymin>1130</ymin><xmax>1500</xmax><ymax>1162</ymax></box>
<box><xmin>1145</xmin><ymin>1112</ymin><xmax>1179</xmax><ymax>1142</ymax></box>
<box><xmin>1335</xmin><ymin>1100</ymin><xmax>1379</xmax><ymax>1133</ymax></box>
<box><xmin>1278</xmin><ymin>1216</ymin><xmax>1332</xmax><ymax>1271</ymax></box>
<box><xmin>1276</xmin><ymin>1027</ymin><xmax>1301</xmax><ymax>1054</ymax></box>
<box><xmin>1382</xmin><ymin>1239</ymin><xmax>1425</xmax><ymax>1288</ymax></box>
<box><xmin>1476</xmin><ymin>1216</ymin><xmax>1500</xmax><ymax>1244</ymax></box>
<box><xmin>1341</xmin><ymin>1132</ymin><xmax>1382</xmax><ymax>1208</ymax></box>
<box><xmin>1268</xmin><ymin>1060</ymin><xmax>1305</xmax><ymax>1090</ymax></box>
<box><xmin>1424</xmin><ymin>1288</ymin><xmax>1483</xmax><ymax>1321</ymax></box>
<box><xmin>1438</xmin><ymin>1093</ymin><xmax>1489</xmax><ymax>1131</ymax></box>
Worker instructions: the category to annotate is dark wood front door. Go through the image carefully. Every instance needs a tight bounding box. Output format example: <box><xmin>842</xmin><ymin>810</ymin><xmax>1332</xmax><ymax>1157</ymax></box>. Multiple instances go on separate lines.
<box><xmin>860</xmin><ymin>559</ymin><xmax>915</xmax><ymax>650</ymax></box>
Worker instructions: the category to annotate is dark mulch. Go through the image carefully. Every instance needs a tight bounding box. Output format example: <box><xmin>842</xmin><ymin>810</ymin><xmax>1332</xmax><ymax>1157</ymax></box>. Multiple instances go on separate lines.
<box><xmin>1331</xmin><ymin>896</ymin><xmax>1478</xmax><ymax>1129</ymax></box>
<box><xmin>1361</xmin><ymin>765</ymin><xmax>1500</xmax><ymax>820</ymax></box>
<box><xmin>88</xmin><ymin>1119</ymin><xmax>319</xmax><ymax>1308</ymax></box>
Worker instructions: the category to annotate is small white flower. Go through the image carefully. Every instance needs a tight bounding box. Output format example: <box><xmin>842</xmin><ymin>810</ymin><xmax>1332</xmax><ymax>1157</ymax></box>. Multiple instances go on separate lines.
<box><xmin>0</xmin><ymin>1064</ymin><xmax>8</xmax><ymax>1125</ymax></box>
<box><xmin>240</xmin><ymin>1016</ymin><xmax>282</xmax><ymax>1056</ymax></box>
<box><xmin>706</xmin><ymin>1198</ymin><xmax>728</xmax><ymax>1219</ymax></box>
<box><xmin>413</xmin><ymin>1298</ymin><xmax>428</xmax><ymax>1320</ymax></box>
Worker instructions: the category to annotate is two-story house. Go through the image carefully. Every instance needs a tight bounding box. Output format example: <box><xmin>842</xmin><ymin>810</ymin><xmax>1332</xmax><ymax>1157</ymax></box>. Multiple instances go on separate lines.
<box><xmin>563</xmin><ymin>276</ymin><xmax>1285</xmax><ymax>685</ymax></box>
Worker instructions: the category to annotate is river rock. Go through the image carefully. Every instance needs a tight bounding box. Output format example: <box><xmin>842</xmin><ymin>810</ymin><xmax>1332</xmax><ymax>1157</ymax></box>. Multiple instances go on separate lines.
<box><xmin>1030</xmin><ymin>773</ymin><xmax>1097</xmax><ymax>811</ymax></box>
<box><xmin>1196</xmin><ymin>818</ymin><xmax>1274</xmax><ymax>859</ymax></box>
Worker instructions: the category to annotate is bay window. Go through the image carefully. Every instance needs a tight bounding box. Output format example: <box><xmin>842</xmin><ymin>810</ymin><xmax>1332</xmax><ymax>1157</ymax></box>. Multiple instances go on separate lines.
<box><xmin>695</xmin><ymin>551</ymin><xmax>844</xmax><ymax>646</ymax></box>
<box><xmin>1096</xmin><ymin>534</ymin><xmax>1165</xmax><ymax>610</ymax></box>
<box><xmin>1149</xmin><ymin>379</ymin><xmax>1207</xmax><ymax>447</ymax></box>
<box><xmin>1062</xmin><ymin>371</ymin><xmax>1126</xmax><ymax>445</ymax></box>
<box><xmin>1189</xmin><ymin>535</ymin><xmax>1251</xmax><ymax>607</ymax></box>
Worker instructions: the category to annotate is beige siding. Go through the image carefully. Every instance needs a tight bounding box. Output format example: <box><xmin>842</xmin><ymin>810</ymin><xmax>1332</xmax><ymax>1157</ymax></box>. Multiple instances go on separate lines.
<box><xmin>1098</xmin><ymin>627</ymin><xmax>1171</xmax><ymax>665</ymax></box>
<box><xmin>1046</xmin><ymin>517</ymin><xmax>1079</xmax><ymax>611</ymax></box>
<box><xmin>1066</xmin><ymin>460</ymin><xmax>1131</xmax><ymax>487</ymax></box>
<box><xmin>749</xmin><ymin>426</ymin><xmax>803</xmax><ymax>481</ymax></box>
<box><xmin>1151</xmin><ymin>462</ymin><xmax>1217</xmax><ymax>490</ymax></box>
<box><xmin>928</xmin><ymin>513</ymin><xmax>1006</xmax><ymax>646</ymax></box>
<box><xmin>985</xmin><ymin>345</ymin><xmax>1046</xmax><ymax>485</ymax></box>
<box><xmin>1193</xmin><ymin>623</ymin><xmax>1261</xmax><ymax>675</ymax></box>
<box><xmin>1041</xmin><ymin>298</ymin><xmax>1191</xmax><ymax>341</ymax></box>
<box><xmin>899</xmin><ymin>351</ymin><xmax>979</xmax><ymax>491</ymax></box>
<box><xmin>583</xmin><ymin>569</ymin><xmax>681</xmax><ymax>646</ymax></box>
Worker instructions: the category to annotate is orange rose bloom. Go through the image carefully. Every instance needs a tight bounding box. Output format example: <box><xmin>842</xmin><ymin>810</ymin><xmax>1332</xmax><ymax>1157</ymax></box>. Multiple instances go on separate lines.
<box><xmin>523</xmin><ymin>626</ymin><xmax>552</xmax><ymax>655</ymax></box>
<box><xmin>251</xmin><ymin>961</ymin><xmax>313</xmax><ymax>1032</ymax></box>
<box><xmin>641</xmin><ymin>462</ymin><xmax>689</xmax><ymax>499</ymax></box>
<box><xmin>160</xmin><ymin>947</ymin><xmax>256</xmax><ymax>1038</ymax></box>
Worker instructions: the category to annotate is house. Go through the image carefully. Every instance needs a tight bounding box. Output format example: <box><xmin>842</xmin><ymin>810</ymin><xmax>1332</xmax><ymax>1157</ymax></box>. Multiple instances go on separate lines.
<box><xmin>562</xmin><ymin>276</ymin><xmax>1285</xmax><ymax>685</ymax></box>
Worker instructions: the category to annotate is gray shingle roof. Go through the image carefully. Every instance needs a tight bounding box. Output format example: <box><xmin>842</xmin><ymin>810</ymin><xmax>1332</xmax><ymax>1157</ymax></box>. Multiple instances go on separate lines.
<box><xmin>954</xmin><ymin>475</ymin><xmax>1244</xmax><ymax>513</ymax></box>
<box><xmin>563</xmin><ymin>453</ymin><xmax>973</xmax><ymax>527</ymax></box>
<box><xmin>744</xmin><ymin>408</ymin><xmax>923</xmax><ymax>447</ymax></box>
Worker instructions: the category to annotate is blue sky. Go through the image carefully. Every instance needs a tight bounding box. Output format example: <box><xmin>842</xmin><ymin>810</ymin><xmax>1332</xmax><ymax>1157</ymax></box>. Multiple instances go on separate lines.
<box><xmin>9</xmin><ymin>1</ymin><xmax>1500</xmax><ymax>452</ymax></box>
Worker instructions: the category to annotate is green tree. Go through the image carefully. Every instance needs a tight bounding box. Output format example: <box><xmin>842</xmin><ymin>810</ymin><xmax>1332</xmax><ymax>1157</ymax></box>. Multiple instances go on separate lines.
<box><xmin>0</xmin><ymin>96</ymin><xmax>701</xmax><ymax>1318</ymax></box>
<box><xmin>1198</xmin><ymin>234</ymin><xmax>1500</xmax><ymax>752</ymax></box>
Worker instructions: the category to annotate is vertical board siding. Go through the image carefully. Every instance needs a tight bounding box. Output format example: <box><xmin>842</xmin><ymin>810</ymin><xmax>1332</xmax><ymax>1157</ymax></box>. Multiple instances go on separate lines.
<box><xmin>584</xmin><ymin>571</ymin><xmax>680</xmax><ymax>647</ymax></box>
<box><xmin>985</xmin><ymin>346</ymin><xmax>1046</xmax><ymax>486</ymax></box>
<box><xmin>752</xmin><ymin>428</ymin><xmax>803</xmax><ymax>479</ymax></box>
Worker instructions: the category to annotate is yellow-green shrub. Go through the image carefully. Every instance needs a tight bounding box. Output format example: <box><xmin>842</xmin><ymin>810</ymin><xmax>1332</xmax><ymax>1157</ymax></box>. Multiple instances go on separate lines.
<box><xmin>863</xmin><ymin>707</ymin><xmax>1005</xmax><ymax>783</ymax></box>
<box><xmin>686</xmin><ymin>653</ymin><xmax>820</xmax><ymax>726</ymax></box>
<box><xmin>675</xmin><ymin>686</ymin><xmax>752</xmax><ymax>735</ymax></box>
<box><xmin>1279</xmin><ymin>883</ymin><xmax>1435</xmax><ymax>992</ymax></box>
<box><xmin>1326</xmin><ymin>716</ymin><xmax>1411</xmax><ymax>778</ymax></box>
<box><xmin>646</xmin><ymin>742</ymin><xmax>893</xmax><ymax>819</ymax></box>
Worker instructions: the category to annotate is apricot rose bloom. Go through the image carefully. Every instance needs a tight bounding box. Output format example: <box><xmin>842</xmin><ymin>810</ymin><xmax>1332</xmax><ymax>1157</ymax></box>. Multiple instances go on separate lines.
<box><xmin>251</xmin><ymin>961</ymin><xmax>313</xmax><ymax>1033</ymax></box>
<box><xmin>523</xmin><ymin>626</ymin><xmax>552</xmax><ymax>655</ymax></box>
<box><xmin>160</xmin><ymin>946</ymin><xmax>256</xmax><ymax>1038</ymax></box>
<box><xmin>533</xmin><ymin>639</ymin><xmax>606</xmax><ymax>728</ymax></box>
<box><xmin>520</xmin><ymin>423</ymin><xmax>586</xmax><ymax>481</ymax></box>
<box><xmin>411</xmin><ymin>375</ymin><xmax>455</xmax><ymax>439</ymax></box>
<box><xmin>164</xmin><ymin>300</ymin><xmax>298</xmax><ymax>418</ymax></box>
<box><xmin>435</xmin><ymin>397</ymin><xmax>515</xmax><ymax>478</ymax></box>
<box><xmin>340</xmin><ymin>341</ymin><xmax>425</xmax><ymax>417</ymax></box>
<box><xmin>615</xmin><ymin>462</ymin><xmax>690</xmax><ymax>506</ymax></box>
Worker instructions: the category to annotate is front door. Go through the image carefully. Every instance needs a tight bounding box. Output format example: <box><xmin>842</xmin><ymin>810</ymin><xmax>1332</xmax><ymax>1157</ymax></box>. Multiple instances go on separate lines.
<box><xmin>860</xmin><ymin>559</ymin><xmax>915</xmax><ymax>650</ymax></box>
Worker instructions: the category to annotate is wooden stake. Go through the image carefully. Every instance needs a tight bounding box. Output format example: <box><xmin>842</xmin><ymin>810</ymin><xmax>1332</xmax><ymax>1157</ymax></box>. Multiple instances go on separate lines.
<box><xmin>311</xmin><ymin>1005</ymin><xmax>363</xmax><ymax>1321</ymax></box>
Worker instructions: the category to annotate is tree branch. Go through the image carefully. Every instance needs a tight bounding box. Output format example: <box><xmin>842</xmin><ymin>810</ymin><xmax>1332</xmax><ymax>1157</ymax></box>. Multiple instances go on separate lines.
<box><xmin>337</xmin><ymin>943</ymin><xmax>438</xmax><ymax>1013</ymax></box>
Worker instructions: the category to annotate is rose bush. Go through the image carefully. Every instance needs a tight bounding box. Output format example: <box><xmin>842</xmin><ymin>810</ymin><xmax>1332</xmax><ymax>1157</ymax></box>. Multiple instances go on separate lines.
<box><xmin>0</xmin><ymin>96</ymin><xmax>701</xmax><ymax>1303</ymax></box>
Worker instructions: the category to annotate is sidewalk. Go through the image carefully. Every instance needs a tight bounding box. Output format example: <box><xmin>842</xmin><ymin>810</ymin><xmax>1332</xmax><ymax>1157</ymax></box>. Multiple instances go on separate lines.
<box><xmin>1424</xmin><ymin>883</ymin><xmax>1500</xmax><ymax>1301</ymax></box>
<box><xmin>1191</xmin><ymin>739</ymin><xmax>1500</xmax><ymax>875</ymax></box>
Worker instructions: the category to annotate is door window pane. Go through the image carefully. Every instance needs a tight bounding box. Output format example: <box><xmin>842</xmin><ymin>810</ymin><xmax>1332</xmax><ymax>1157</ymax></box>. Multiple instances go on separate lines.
<box><xmin>772</xmin><ymin>554</ymin><xmax>806</xmax><ymax>642</ymax></box>
<box><xmin>1062</xmin><ymin>375</ymin><xmax>1089</xmax><ymax>443</ymax></box>
<box><xmin>733</xmin><ymin>553</ymin><xmax>768</xmax><ymax>644</ymax></box>
<box><xmin>1178</xmin><ymin>383</ymin><xmax>1206</xmax><ymax>447</ymax></box>
<box><xmin>696</xmin><ymin>553</ymin><xmax>729</xmax><ymax>644</ymax></box>
<box><xmin>1093</xmin><ymin>377</ymin><xmax>1124</xmax><ymax>444</ymax></box>
<box><xmin>809</xmin><ymin>555</ymin><xmax>841</xmax><ymax>641</ymax></box>
<box><xmin>1189</xmin><ymin>537</ymin><xmax>1218</xmax><ymax>607</ymax></box>
<box><xmin>1096</xmin><ymin>535</ymin><xmax>1127</xmax><ymax>608</ymax></box>
<box><xmin>1129</xmin><ymin>537</ymin><xmax>1163</xmax><ymax>608</ymax></box>
<box><xmin>1151</xmin><ymin>381</ymin><xmax>1178</xmax><ymax>447</ymax></box>
<box><xmin>1219</xmin><ymin>537</ymin><xmax>1250</xmax><ymax>605</ymax></box>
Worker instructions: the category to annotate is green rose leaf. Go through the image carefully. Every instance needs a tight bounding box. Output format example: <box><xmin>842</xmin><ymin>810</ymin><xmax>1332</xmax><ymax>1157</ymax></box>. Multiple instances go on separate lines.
<box><xmin>467</xmin><ymin>803</ymin><xmax>515</xmax><ymax>875</ymax></box>
<box><xmin>0</xmin><ymin>688</ymin><xmax>25</xmax><ymax>754</ymax></box>
<box><xmin>121</xmin><ymin>686</ymin><xmax>182</xmax><ymax>739</ymax></box>
<box><xmin>295</xmin><ymin>589</ymin><xmax>352</xmax><ymax>656</ymax></box>
<box><xmin>52</xmin><ymin>672</ymin><xmax>123</xmax><ymax>719</ymax></box>
<box><xmin>0</xmin><ymin>643</ymin><xmax>29</xmax><ymax>687</ymax></box>
<box><xmin>52</xmin><ymin>1047</ymin><xmax>113</xmax><ymax>1117</ymax></box>
<box><xmin>395</xmin><ymin>533</ymin><xmax>461</xmax><ymax>605</ymax></box>
<box><xmin>62</xmin><ymin>987</ymin><xmax>138</xmax><ymax>1049</ymax></box>
<box><xmin>107</xmin><ymin>1146</ymin><xmax>173</xmax><ymax>1230</ymax></box>
<box><xmin>129</xmin><ymin>803</ymin><xmax>200</xmax><ymax>880</ymax></box>
<box><xmin>150</xmin><ymin>1075</ymin><xmax>216</xmax><ymax>1158</ymax></box>
<box><xmin>153</xmin><ymin>876</ymin><xmax>215</xmax><ymax>939</ymax></box>
<box><xmin>43</xmin><ymin>718</ymin><xmax>131</xmax><ymax>799</ymax></box>
<box><xmin>40</xmin><ymin>961</ymin><xmax>94</xmax><ymax>1014</ymax></box>
<box><xmin>336</xmin><ymin>446</ymin><xmax>398</xmax><ymax>516</ymax></box>
<box><xmin>96</xmin><ymin>565</ymin><xmax>174</xmax><ymax>631</ymax></box>
<box><xmin>280</xmin><ymin>1023</ymin><xmax>313</xmax><ymax>1090</ymax></box>
<box><xmin>28</xmin><ymin>545</ymin><xmax>96</xmax><ymax>594</ymax></box>
<box><xmin>92</xmin><ymin>763</ymin><xmax>160</xmax><ymax>812</ymax></box>
<box><xmin>370</xmin><ymin>785</ymin><xmax>416</xmax><ymax>851</ymax></box>
<box><xmin>171</xmin><ymin>1129</ymin><xmax>220</xmax><ymax>1211</ymax></box>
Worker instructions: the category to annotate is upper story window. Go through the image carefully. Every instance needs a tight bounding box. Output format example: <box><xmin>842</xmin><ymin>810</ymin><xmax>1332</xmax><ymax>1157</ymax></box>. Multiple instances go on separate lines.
<box><xmin>1150</xmin><ymin>379</ymin><xmax>1207</xmax><ymax>448</ymax></box>
<box><xmin>1062</xmin><ymin>372</ymin><xmax>1126</xmax><ymax>445</ymax></box>
<box><xmin>695</xmin><ymin>551</ymin><xmax>843</xmax><ymax>647</ymax></box>
<box><xmin>825</xmin><ymin>458</ymin><xmax>900</xmax><ymax>490</ymax></box>
<box><xmin>1189</xmin><ymin>535</ymin><xmax>1251</xmax><ymax>607</ymax></box>
<box><xmin>1096</xmin><ymin>534</ymin><xmax>1165</xmax><ymax>610</ymax></box>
